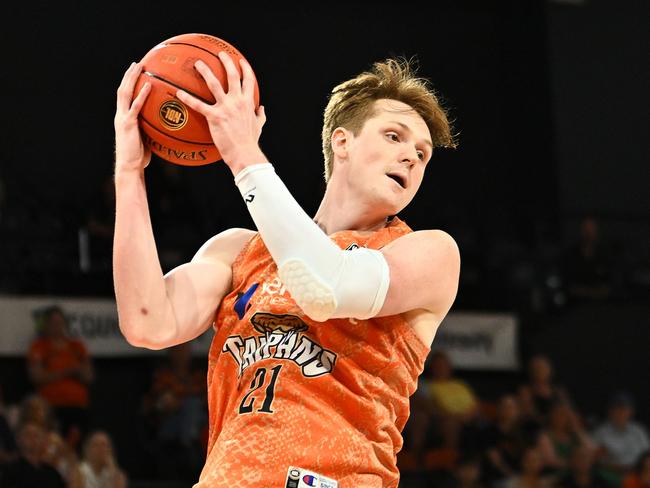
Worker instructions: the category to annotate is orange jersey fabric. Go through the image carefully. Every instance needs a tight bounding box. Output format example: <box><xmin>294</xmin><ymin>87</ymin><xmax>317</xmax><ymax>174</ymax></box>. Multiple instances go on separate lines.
<box><xmin>196</xmin><ymin>217</ymin><xmax>430</xmax><ymax>488</ymax></box>
<box><xmin>28</xmin><ymin>338</ymin><xmax>90</xmax><ymax>408</ymax></box>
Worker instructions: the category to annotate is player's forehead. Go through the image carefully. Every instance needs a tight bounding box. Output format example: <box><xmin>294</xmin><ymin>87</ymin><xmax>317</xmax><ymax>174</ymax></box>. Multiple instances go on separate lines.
<box><xmin>365</xmin><ymin>99</ymin><xmax>430</xmax><ymax>137</ymax></box>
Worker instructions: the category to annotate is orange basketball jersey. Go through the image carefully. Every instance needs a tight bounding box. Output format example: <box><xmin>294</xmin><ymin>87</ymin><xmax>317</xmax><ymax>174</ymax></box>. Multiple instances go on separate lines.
<box><xmin>195</xmin><ymin>217</ymin><xmax>430</xmax><ymax>488</ymax></box>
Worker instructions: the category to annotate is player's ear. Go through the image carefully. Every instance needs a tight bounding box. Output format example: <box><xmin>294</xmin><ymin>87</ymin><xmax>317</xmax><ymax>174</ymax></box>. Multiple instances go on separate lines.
<box><xmin>331</xmin><ymin>127</ymin><xmax>349</xmax><ymax>161</ymax></box>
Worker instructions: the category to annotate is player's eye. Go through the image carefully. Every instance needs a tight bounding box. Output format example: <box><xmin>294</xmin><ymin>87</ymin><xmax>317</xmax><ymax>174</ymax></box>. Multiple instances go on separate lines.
<box><xmin>417</xmin><ymin>150</ymin><xmax>425</xmax><ymax>160</ymax></box>
<box><xmin>386</xmin><ymin>132</ymin><xmax>400</xmax><ymax>142</ymax></box>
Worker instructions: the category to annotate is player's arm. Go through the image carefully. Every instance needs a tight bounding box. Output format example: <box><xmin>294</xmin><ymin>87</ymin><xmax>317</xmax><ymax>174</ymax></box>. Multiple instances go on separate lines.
<box><xmin>114</xmin><ymin>216</ymin><xmax>252</xmax><ymax>350</ymax></box>
<box><xmin>113</xmin><ymin>60</ymin><xmax>253</xmax><ymax>349</ymax></box>
<box><xmin>115</xmin><ymin>205</ymin><xmax>255</xmax><ymax>350</ymax></box>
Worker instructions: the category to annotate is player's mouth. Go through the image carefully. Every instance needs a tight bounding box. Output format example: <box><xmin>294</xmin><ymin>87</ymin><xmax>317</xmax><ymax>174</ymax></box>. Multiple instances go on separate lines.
<box><xmin>386</xmin><ymin>171</ymin><xmax>408</xmax><ymax>189</ymax></box>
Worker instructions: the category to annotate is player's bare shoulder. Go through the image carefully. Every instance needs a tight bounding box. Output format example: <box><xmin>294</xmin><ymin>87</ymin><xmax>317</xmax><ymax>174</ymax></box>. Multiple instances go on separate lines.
<box><xmin>192</xmin><ymin>227</ymin><xmax>257</xmax><ymax>266</ymax></box>
<box><xmin>382</xmin><ymin>228</ymin><xmax>460</xmax><ymax>303</ymax></box>
<box><xmin>379</xmin><ymin>228</ymin><xmax>460</xmax><ymax>346</ymax></box>
<box><xmin>385</xmin><ymin>228</ymin><xmax>459</xmax><ymax>256</ymax></box>
<box><xmin>407</xmin><ymin>228</ymin><xmax>460</xmax><ymax>314</ymax></box>
<box><xmin>413</xmin><ymin>229</ymin><xmax>460</xmax><ymax>254</ymax></box>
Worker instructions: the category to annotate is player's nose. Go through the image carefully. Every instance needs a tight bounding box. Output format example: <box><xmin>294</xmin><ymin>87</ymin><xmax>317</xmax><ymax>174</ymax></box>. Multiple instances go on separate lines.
<box><xmin>400</xmin><ymin>147</ymin><xmax>418</xmax><ymax>167</ymax></box>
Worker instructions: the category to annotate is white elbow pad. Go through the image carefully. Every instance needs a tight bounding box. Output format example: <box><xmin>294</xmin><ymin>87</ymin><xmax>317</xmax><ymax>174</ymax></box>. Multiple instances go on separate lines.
<box><xmin>278</xmin><ymin>247</ymin><xmax>390</xmax><ymax>322</ymax></box>
<box><xmin>235</xmin><ymin>163</ymin><xmax>390</xmax><ymax>321</ymax></box>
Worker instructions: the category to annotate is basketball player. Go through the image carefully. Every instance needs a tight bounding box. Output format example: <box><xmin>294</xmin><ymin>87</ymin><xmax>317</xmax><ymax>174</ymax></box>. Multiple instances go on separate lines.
<box><xmin>113</xmin><ymin>52</ymin><xmax>459</xmax><ymax>487</ymax></box>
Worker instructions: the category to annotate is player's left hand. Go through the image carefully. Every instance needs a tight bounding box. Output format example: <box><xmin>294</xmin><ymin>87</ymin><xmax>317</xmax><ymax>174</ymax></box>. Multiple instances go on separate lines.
<box><xmin>176</xmin><ymin>52</ymin><xmax>267</xmax><ymax>173</ymax></box>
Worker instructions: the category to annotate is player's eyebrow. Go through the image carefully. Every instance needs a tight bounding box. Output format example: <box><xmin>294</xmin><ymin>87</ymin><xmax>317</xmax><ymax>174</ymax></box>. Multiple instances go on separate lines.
<box><xmin>389</xmin><ymin>121</ymin><xmax>433</xmax><ymax>149</ymax></box>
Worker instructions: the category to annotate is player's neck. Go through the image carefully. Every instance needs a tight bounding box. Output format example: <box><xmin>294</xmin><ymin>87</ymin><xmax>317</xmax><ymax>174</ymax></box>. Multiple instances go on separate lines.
<box><xmin>313</xmin><ymin>184</ymin><xmax>389</xmax><ymax>236</ymax></box>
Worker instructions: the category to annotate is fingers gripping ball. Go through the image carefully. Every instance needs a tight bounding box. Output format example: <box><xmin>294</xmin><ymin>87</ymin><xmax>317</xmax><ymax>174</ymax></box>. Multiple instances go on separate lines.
<box><xmin>133</xmin><ymin>33</ymin><xmax>260</xmax><ymax>166</ymax></box>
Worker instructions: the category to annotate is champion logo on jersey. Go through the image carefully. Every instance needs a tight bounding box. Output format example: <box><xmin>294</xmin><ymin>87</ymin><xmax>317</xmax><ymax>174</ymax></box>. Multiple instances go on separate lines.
<box><xmin>302</xmin><ymin>475</ymin><xmax>317</xmax><ymax>487</ymax></box>
<box><xmin>284</xmin><ymin>466</ymin><xmax>338</xmax><ymax>488</ymax></box>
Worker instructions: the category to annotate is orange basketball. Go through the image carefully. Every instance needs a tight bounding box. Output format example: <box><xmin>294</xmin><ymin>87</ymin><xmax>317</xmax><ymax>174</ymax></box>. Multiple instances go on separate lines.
<box><xmin>134</xmin><ymin>33</ymin><xmax>260</xmax><ymax>166</ymax></box>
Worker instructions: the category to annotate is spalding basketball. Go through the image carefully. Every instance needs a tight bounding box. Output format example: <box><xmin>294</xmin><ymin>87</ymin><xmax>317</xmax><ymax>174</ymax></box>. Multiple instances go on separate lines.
<box><xmin>134</xmin><ymin>33</ymin><xmax>260</xmax><ymax>166</ymax></box>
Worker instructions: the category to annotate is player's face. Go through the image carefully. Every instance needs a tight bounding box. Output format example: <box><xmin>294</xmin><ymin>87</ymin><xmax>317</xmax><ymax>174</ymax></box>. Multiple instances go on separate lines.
<box><xmin>345</xmin><ymin>99</ymin><xmax>433</xmax><ymax>215</ymax></box>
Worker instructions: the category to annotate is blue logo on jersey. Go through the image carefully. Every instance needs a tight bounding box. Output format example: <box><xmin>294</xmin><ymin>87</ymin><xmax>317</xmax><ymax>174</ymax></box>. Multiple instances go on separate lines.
<box><xmin>302</xmin><ymin>475</ymin><xmax>317</xmax><ymax>487</ymax></box>
<box><xmin>234</xmin><ymin>283</ymin><xmax>259</xmax><ymax>320</ymax></box>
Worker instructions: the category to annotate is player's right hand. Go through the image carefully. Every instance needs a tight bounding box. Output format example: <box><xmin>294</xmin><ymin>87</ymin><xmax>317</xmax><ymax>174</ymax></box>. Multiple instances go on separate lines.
<box><xmin>114</xmin><ymin>62</ymin><xmax>152</xmax><ymax>174</ymax></box>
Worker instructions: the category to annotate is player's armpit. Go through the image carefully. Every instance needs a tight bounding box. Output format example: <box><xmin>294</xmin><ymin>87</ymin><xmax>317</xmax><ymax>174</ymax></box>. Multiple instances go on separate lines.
<box><xmin>377</xmin><ymin>229</ymin><xmax>460</xmax><ymax>318</ymax></box>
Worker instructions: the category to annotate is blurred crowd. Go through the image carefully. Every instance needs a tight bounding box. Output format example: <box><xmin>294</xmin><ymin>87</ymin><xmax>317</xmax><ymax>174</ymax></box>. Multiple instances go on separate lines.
<box><xmin>0</xmin><ymin>306</ymin><xmax>208</xmax><ymax>487</ymax></box>
<box><xmin>398</xmin><ymin>351</ymin><xmax>650</xmax><ymax>488</ymax></box>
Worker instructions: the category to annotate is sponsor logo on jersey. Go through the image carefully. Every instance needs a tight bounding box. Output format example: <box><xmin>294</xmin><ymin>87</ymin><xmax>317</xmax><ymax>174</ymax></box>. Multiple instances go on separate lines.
<box><xmin>223</xmin><ymin>312</ymin><xmax>337</xmax><ymax>378</ymax></box>
<box><xmin>345</xmin><ymin>243</ymin><xmax>359</xmax><ymax>250</ymax></box>
<box><xmin>303</xmin><ymin>475</ymin><xmax>317</xmax><ymax>486</ymax></box>
<box><xmin>234</xmin><ymin>283</ymin><xmax>259</xmax><ymax>320</ymax></box>
<box><xmin>284</xmin><ymin>466</ymin><xmax>338</xmax><ymax>488</ymax></box>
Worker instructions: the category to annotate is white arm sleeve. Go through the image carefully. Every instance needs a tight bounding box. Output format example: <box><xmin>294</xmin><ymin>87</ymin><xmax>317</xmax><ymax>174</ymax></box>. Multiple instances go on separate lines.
<box><xmin>234</xmin><ymin>163</ymin><xmax>390</xmax><ymax>322</ymax></box>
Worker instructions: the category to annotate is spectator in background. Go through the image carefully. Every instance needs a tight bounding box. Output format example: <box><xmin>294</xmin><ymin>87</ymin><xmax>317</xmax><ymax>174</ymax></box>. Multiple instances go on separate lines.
<box><xmin>564</xmin><ymin>216</ymin><xmax>613</xmax><ymax>302</ymax></box>
<box><xmin>441</xmin><ymin>454</ymin><xmax>484</xmax><ymax>488</ymax></box>
<box><xmin>422</xmin><ymin>415</ymin><xmax>463</xmax><ymax>482</ymax></box>
<box><xmin>17</xmin><ymin>394</ymin><xmax>57</xmax><ymax>433</ymax></box>
<box><xmin>42</xmin><ymin>431</ymin><xmax>82</xmax><ymax>488</ymax></box>
<box><xmin>142</xmin><ymin>342</ymin><xmax>207</xmax><ymax>482</ymax></box>
<box><xmin>1</xmin><ymin>422</ymin><xmax>65</xmax><ymax>488</ymax></box>
<box><xmin>420</xmin><ymin>350</ymin><xmax>480</xmax><ymax>423</ymax></box>
<box><xmin>481</xmin><ymin>394</ymin><xmax>528</xmax><ymax>485</ymax></box>
<box><xmin>404</xmin><ymin>350</ymin><xmax>481</xmax><ymax>483</ymax></box>
<box><xmin>27</xmin><ymin>305</ymin><xmax>94</xmax><ymax>449</ymax></box>
<box><xmin>0</xmin><ymin>385</ymin><xmax>18</xmax><ymax>465</ymax></box>
<box><xmin>541</xmin><ymin>400</ymin><xmax>595</xmax><ymax>476</ymax></box>
<box><xmin>78</xmin><ymin>430</ymin><xmax>127</xmax><ymax>488</ymax></box>
<box><xmin>622</xmin><ymin>451</ymin><xmax>650</xmax><ymax>488</ymax></box>
<box><xmin>502</xmin><ymin>446</ymin><xmax>556</xmax><ymax>488</ymax></box>
<box><xmin>518</xmin><ymin>354</ymin><xmax>570</xmax><ymax>427</ymax></box>
<box><xmin>558</xmin><ymin>445</ymin><xmax>610</xmax><ymax>488</ymax></box>
<box><xmin>592</xmin><ymin>392</ymin><xmax>650</xmax><ymax>485</ymax></box>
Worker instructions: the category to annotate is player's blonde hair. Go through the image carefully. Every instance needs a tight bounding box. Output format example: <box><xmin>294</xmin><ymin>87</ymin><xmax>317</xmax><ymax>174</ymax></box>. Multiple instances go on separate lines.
<box><xmin>321</xmin><ymin>57</ymin><xmax>456</xmax><ymax>182</ymax></box>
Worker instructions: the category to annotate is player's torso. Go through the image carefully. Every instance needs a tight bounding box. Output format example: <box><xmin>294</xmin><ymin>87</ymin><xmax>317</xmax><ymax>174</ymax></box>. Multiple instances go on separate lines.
<box><xmin>198</xmin><ymin>219</ymin><xmax>430</xmax><ymax>488</ymax></box>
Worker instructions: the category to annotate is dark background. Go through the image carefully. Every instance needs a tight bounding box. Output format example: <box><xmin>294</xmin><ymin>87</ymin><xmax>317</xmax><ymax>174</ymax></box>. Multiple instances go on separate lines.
<box><xmin>1</xmin><ymin>0</ymin><xmax>649</xmax><ymax>483</ymax></box>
